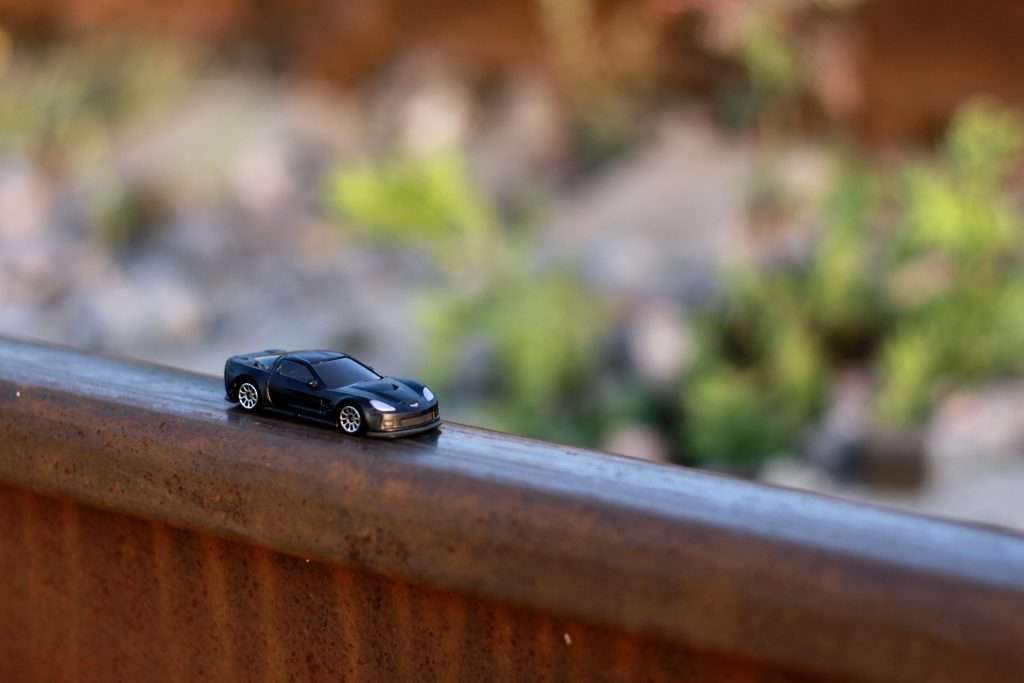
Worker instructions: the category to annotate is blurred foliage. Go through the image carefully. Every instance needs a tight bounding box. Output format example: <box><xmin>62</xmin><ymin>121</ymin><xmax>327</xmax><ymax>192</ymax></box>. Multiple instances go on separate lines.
<box><xmin>877</xmin><ymin>100</ymin><xmax>1024</xmax><ymax>422</ymax></box>
<box><xmin>324</xmin><ymin>150</ymin><xmax>499</xmax><ymax>278</ymax></box>
<box><xmin>741</xmin><ymin>13</ymin><xmax>804</xmax><ymax>104</ymax></box>
<box><xmin>0</xmin><ymin>38</ymin><xmax>193</xmax><ymax>250</ymax></box>
<box><xmin>90</xmin><ymin>181</ymin><xmax>170</xmax><ymax>251</ymax></box>
<box><xmin>6</xmin><ymin>4</ymin><xmax>1023</xmax><ymax>476</ymax></box>
<box><xmin>0</xmin><ymin>39</ymin><xmax>193</xmax><ymax>167</ymax></box>
<box><xmin>327</xmin><ymin>99</ymin><xmax>1024</xmax><ymax>469</ymax></box>
<box><xmin>537</xmin><ymin>0</ymin><xmax>658</xmax><ymax>170</ymax></box>
<box><xmin>683</xmin><ymin>274</ymin><xmax>826</xmax><ymax>469</ymax></box>
<box><xmin>421</xmin><ymin>275</ymin><xmax>605</xmax><ymax>408</ymax></box>
<box><xmin>712</xmin><ymin>4</ymin><xmax>809</xmax><ymax>132</ymax></box>
<box><xmin>685</xmin><ymin>99</ymin><xmax>1024</xmax><ymax>466</ymax></box>
<box><xmin>325</xmin><ymin>148</ymin><xmax>610</xmax><ymax>445</ymax></box>
<box><xmin>714</xmin><ymin>0</ymin><xmax>866</xmax><ymax>133</ymax></box>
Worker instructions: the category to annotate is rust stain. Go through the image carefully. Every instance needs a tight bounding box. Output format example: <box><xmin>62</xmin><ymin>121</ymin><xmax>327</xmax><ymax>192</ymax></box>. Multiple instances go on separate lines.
<box><xmin>491</xmin><ymin>603</ymin><xmax>516</xmax><ymax>682</ymax></box>
<box><xmin>197</xmin><ymin>535</ymin><xmax>238</xmax><ymax>682</ymax></box>
<box><xmin>19</xmin><ymin>491</ymin><xmax>41</xmax><ymax>681</ymax></box>
<box><xmin>59</xmin><ymin>499</ymin><xmax>83</xmax><ymax>681</ymax></box>
<box><xmin>535</xmin><ymin>614</ymin><xmax>558</xmax><ymax>682</ymax></box>
<box><xmin>610</xmin><ymin>630</ymin><xmax>640</xmax><ymax>681</ymax></box>
<box><xmin>253</xmin><ymin>546</ymin><xmax>287</xmax><ymax>682</ymax></box>
<box><xmin>332</xmin><ymin>566</ymin><xmax>364</xmax><ymax>679</ymax></box>
<box><xmin>431</xmin><ymin>590</ymin><xmax>467</xmax><ymax>683</ymax></box>
<box><xmin>388</xmin><ymin>579</ymin><xmax>414</xmax><ymax>680</ymax></box>
<box><xmin>150</xmin><ymin>522</ymin><xmax>182</xmax><ymax>682</ymax></box>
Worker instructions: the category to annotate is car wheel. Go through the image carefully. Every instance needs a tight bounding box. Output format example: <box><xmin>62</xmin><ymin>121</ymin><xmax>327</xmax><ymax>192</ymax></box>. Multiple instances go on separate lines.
<box><xmin>337</xmin><ymin>403</ymin><xmax>365</xmax><ymax>435</ymax></box>
<box><xmin>237</xmin><ymin>381</ymin><xmax>261</xmax><ymax>411</ymax></box>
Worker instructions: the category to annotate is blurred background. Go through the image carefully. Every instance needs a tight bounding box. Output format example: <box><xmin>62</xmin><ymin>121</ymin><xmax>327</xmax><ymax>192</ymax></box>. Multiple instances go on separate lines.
<box><xmin>3</xmin><ymin>0</ymin><xmax>1024</xmax><ymax>528</ymax></box>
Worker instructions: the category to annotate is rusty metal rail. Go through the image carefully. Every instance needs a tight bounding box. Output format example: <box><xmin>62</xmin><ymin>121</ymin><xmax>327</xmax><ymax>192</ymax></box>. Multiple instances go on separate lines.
<box><xmin>0</xmin><ymin>336</ymin><xmax>1023</xmax><ymax>682</ymax></box>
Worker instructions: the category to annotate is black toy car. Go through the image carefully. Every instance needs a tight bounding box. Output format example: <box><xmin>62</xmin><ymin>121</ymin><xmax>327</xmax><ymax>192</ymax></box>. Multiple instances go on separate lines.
<box><xmin>224</xmin><ymin>349</ymin><xmax>440</xmax><ymax>437</ymax></box>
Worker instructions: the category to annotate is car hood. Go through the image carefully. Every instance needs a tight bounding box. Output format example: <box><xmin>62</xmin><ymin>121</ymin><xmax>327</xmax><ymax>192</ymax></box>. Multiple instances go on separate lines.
<box><xmin>337</xmin><ymin>377</ymin><xmax>429</xmax><ymax>409</ymax></box>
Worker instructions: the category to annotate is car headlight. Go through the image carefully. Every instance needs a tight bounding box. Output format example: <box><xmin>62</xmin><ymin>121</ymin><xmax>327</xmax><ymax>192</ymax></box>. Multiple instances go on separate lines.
<box><xmin>369</xmin><ymin>399</ymin><xmax>395</xmax><ymax>412</ymax></box>
<box><xmin>422</xmin><ymin>386</ymin><xmax>434</xmax><ymax>401</ymax></box>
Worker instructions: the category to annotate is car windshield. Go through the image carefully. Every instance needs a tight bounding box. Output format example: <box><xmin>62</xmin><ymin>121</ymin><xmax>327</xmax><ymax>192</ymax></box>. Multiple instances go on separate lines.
<box><xmin>315</xmin><ymin>357</ymin><xmax>381</xmax><ymax>388</ymax></box>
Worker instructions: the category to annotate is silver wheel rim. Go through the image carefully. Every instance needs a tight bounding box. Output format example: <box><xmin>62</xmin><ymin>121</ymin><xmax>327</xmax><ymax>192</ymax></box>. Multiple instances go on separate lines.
<box><xmin>238</xmin><ymin>382</ymin><xmax>259</xmax><ymax>410</ymax></box>
<box><xmin>339</xmin><ymin>405</ymin><xmax>361</xmax><ymax>433</ymax></box>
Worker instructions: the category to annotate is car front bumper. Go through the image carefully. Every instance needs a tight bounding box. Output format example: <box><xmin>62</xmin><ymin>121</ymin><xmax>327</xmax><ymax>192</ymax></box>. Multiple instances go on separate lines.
<box><xmin>366</xmin><ymin>417</ymin><xmax>442</xmax><ymax>438</ymax></box>
<box><xmin>365</xmin><ymin>405</ymin><xmax>440</xmax><ymax>438</ymax></box>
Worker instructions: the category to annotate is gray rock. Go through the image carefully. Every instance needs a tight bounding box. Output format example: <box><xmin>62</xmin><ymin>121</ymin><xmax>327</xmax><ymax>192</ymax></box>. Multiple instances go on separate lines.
<box><xmin>0</xmin><ymin>158</ymin><xmax>50</xmax><ymax>239</ymax></box>
<box><xmin>538</xmin><ymin>112</ymin><xmax>749</xmax><ymax>302</ymax></box>
<box><xmin>806</xmin><ymin>370</ymin><xmax>926</xmax><ymax>487</ymax></box>
<box><xmin>623</xmin><ymin>301</ymin><xmax>693</xmax><ymax>384</ymax></box>
<box><xmin>602</xmin><ymin>423</ymin><xmax>670</xmax><ymax>462</ymax></box>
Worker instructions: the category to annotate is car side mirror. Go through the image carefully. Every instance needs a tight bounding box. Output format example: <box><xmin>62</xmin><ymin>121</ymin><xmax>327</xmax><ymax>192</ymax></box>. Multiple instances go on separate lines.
<box><xmin>307</xmin><ymin>379</ymin><xmax>319</xmax><ymax>389</ymax></box>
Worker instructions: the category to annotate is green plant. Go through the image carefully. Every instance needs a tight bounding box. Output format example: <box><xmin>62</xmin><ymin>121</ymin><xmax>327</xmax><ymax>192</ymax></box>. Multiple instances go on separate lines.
<box><xmin>326</xmin><ymin>98</ymin><xmax>1024</xmax><ymax>470</ymax></box>
<box><xmin>537</xmin><ymin>0</ymin><xmax>658</xmax><ymax>169</ymax></box>
<box><xmin>91</xmin><ymin>181</ymin><xmax>169</xmax><ymax>250</ymax></box>
<box><xmin>325</xmin><ymin>147</ymin><xmax>610</xmax><ymax>445</ymax></box>
<box><xmin>0</xmin><ymin>39</ymin><xmax>193</xmax><ymax>167</ymax></box>
<box><xmin>683</xmin><ymin>274</ymin><xmax>826</xmax><ymax>467</ymax></box>
<box><xmin>713</xmin><ymin>5</ymin><xmax>808</xmax><ymax>133</ymax></box>
<box><xmin>875</xmin><ymin>100</ymin><xmax>1024</xmax><ymax>422</ymax></box>
<box><xmin>684</xmin><ymin>99</ymin><xmax>1024</xmax><ymax>467</ymax></box>
<box><xmin>324</xmin><ymin>149</ymin><xmax>500</xmax><ymax>278</ymax></box>
<box><xmin>741</xmin><ymin>13</ymin><xmax>804</xmax><ymax>103</ymax></box>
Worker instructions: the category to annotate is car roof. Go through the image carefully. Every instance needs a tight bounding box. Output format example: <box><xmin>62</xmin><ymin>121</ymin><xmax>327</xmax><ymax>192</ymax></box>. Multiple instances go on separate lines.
<box><xmin>284</xmin><ymin>350</ymin><xmax>347</xmax><ymax>364</ymax></box>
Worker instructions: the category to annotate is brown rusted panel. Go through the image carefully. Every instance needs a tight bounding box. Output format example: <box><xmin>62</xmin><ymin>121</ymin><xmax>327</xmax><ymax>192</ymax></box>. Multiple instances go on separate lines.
<box><xmin>0</xmin><ymin>485</ymin><xmax>804</xmax><ymax>682</ymax></box>
<box><xmin>1</xmin><ymin>337</ymin><xmax>1024</xmax><ymax>681</ymax></box>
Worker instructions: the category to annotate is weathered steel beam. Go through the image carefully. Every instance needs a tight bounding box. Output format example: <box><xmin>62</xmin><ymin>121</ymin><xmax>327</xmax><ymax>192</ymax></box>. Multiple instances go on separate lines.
<box><xmin>0</xmin><ymin>336</ymin><xmax>1022</xmax><ymax>682</ymax></box>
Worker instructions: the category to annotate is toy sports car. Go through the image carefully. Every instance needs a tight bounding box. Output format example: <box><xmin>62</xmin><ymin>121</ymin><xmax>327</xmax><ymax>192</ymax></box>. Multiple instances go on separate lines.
<box><xmin>224</xmin><ymin>349</ymin><xmax>440</xmax><ymax>437</ymax></box>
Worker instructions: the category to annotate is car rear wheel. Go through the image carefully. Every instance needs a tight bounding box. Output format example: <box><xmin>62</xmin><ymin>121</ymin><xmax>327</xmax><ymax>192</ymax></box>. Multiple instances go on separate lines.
<box><xmin>237</xmin><ymin>381</ymin><xmax>260</xmax><ymax>411</ymax></box>
<box><xmin>337</xmin><ymin>403</ymin><xmax>364</xmax><ymax>435</ymax></box>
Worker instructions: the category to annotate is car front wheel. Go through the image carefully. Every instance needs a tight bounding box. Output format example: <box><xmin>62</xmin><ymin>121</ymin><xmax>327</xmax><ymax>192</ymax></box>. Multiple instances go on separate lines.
<box><xmin>237</xmin><ymin>381</ymin><xmax>260</xmax><ymax>411</ymax></box>
<box><xmin>337</xmin><ymin>403</ymin><xmax>365</xmax><ymax>435</ymax></box>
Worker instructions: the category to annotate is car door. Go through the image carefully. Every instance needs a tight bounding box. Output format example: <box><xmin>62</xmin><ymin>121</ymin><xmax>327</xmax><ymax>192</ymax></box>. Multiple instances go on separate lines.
<box><xmin>268</xmin><ymin>359</ymin><xmax>321</xmax><ymax>414</ymax></box>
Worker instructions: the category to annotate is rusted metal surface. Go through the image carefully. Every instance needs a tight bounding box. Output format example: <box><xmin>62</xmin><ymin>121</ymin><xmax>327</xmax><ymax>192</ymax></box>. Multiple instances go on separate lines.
<box><xmin>0</xmin><ymin>337</ymin><xmax>1023</xmax><ymax>682</ymax></box>
<box><xmin>0</xmin><ymin>484</ymin><xmax>809</xmax><ymax>682</ymax></box>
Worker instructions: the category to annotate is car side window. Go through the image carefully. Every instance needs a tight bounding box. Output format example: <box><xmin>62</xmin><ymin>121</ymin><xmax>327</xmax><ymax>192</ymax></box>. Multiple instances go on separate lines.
<box><xmin>277</xmin><ymin>360</ymin><xmax>314</xmax><ymax>383</ymax></box>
